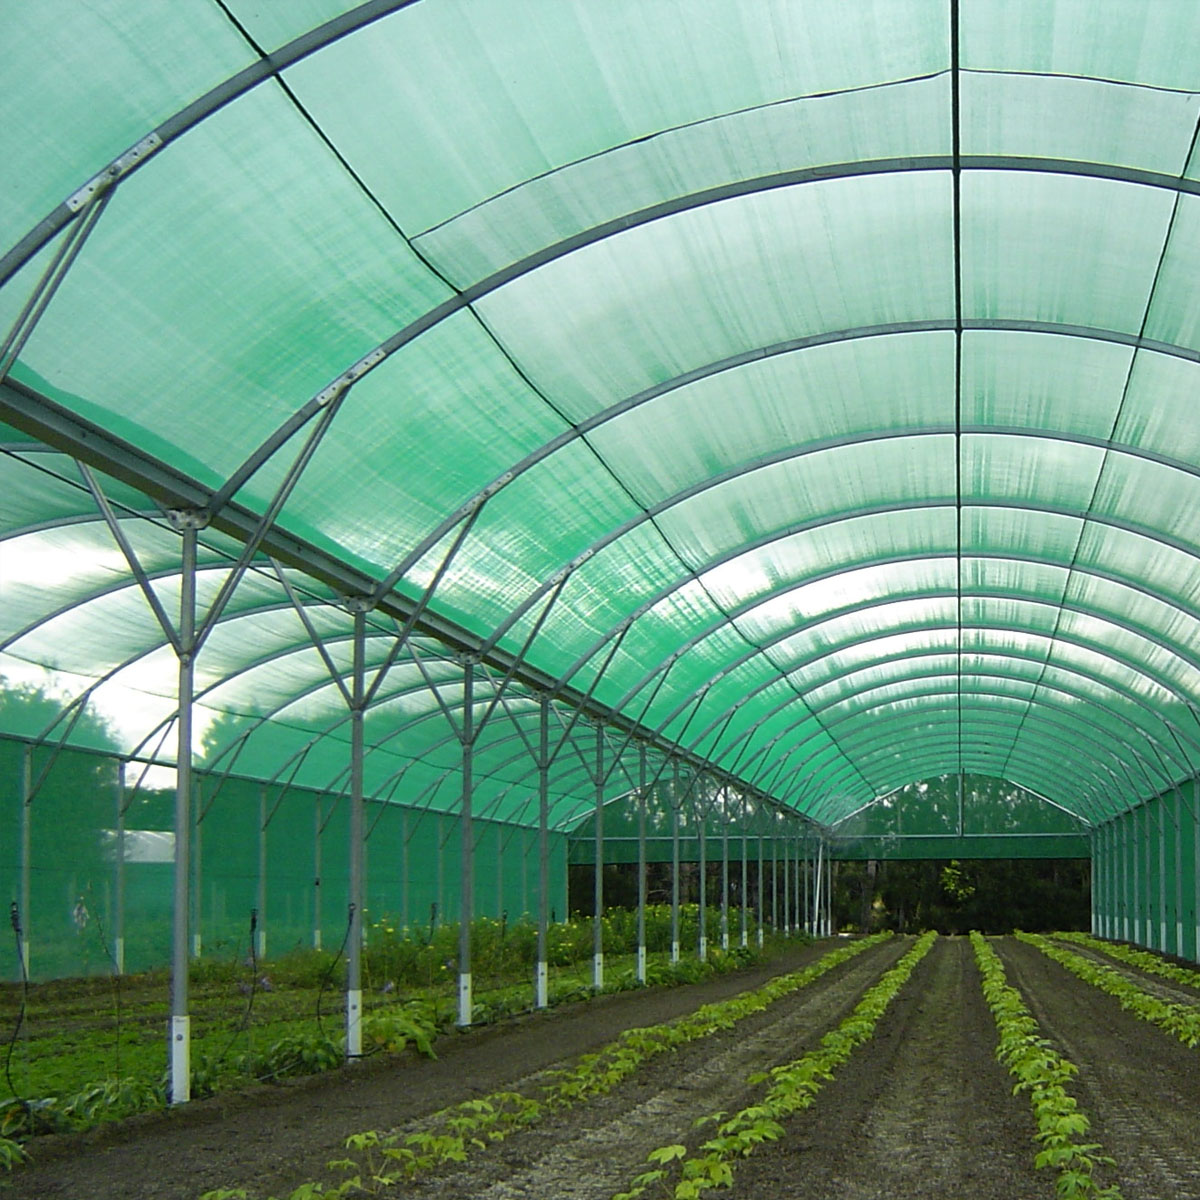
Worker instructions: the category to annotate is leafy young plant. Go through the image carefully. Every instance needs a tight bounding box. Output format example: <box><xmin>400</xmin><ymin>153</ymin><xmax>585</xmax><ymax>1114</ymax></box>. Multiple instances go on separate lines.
<box><xmin>614</xmin><ymin>932</ymin><xmax>937</xmax><ymax>1200</ymax></box>
<box><xmin>1052</xmin><ymin>931</ymin><xmax>1200</xmax><ymax>994</ymax></box>
<box><xmin>1019</xmin><ymin>931</ymin><xmax>1200</xmax><ymax>1050</ymax></box>
<box><xmin>971</xmin><ymin>932</ymin><xmax>1123</xmax><ymax>1200</ymax></box>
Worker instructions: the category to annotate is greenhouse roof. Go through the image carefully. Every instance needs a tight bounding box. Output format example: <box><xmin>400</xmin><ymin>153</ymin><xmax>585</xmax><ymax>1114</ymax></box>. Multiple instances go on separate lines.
<box><xmin>4</xmin><ymin>0</ymin><xmax>1200</xmax><ymax>832</ymax></box>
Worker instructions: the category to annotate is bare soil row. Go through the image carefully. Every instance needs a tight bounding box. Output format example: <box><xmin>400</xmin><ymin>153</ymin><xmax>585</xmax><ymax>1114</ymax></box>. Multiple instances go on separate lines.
<box><xmin>9</xmin><ymin>934</ymin><xmax>1200</xmax><ymax>1200</ymax></box>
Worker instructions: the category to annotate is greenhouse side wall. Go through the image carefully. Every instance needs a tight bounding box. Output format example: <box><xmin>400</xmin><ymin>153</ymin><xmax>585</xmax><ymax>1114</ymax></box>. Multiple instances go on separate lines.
<box><xmin>1092</xmin><ymin>781</ymin><xmax>1200</xmax><ymax>964</ymax></box>
<box><xmin>0</xmin><ymin>737</ymin><xmax>568</xmax><ymax>983</ymax></box>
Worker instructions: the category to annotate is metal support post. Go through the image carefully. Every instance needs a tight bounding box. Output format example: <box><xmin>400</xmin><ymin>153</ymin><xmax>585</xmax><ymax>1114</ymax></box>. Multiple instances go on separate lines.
<box><xmin>115</xmin><ymin>761</ymin><xmax>126</xmax><ymax>974</ymax></box>
<box><xmin>671</xmin><ymin>764</ymin><xmax>681</xmax><ymax>963</ymax></box>
<box><xmin>346</xmin><ymin>605</ymin><xmax>367</xmax><ymax>1056</ymax></box>
<box><xmin>313</xmin><ymin>796</ymin><xmax>323</xmax><ymax>950</ymax></box>
<box><xmin>592</xmin><ymin>721</ymin><xmax>605</xmax><ymax>991</ymax></box>
<box><xmin>1174</xmin><ymin>789</ymin><xmax>1184</xmax><ymax>955</ymax></box>
<box><xmin>756</xmin><ymin>833</ymin><xmax>764</xmax><ymax>948</ymax></box>
<box><xmin>19</xmin><ymin>747</ymin><xmax>31</xmax><ymax>980</ymax></box>
<box><xmin>536</xmin><ymin>696</ymin><xmax>550</xmax><ymax>1008</ymax></box>
<box><xmin>811</xmin><ymin>839</ymin><xmax>824</xmax><ymax>935</ymax></box>
<box><xmin>734</xmin><ymin>796</ymin><xmax>744</xmax><ymax>945</ymax></box>
<box><xmin>1159</xmin><ymin>798</ymin><xmax>1169</xmax><ymax>952</ymax></box>
<box><xmin>169</xmin><ymin>515</ymin><xmax>202</xmax><ymax>1105</ymax></box>
<box><xmin>771</xmin><ymin>837</ymin><xmax>779</xmax><ymax>932</ymax></box>
<box><xmin>697</xmin><ymin>801</ymin><xmax>707</xmax><ymax>962</ymax></box>
<box><xmin>637</xmin><ymin>744</ymin><xmax>647</xmax><ymax>984</ymax></box>
<box><xmin>257</xmin><ymin>786</ymin><xmax>267</xmax><ymax>960</ymax></box>
<box><xmin>191</xmin><ymin>790</ymin><xmax>202</xmax><ymax>960</ymax></box>
<box><xmin>1121</xmin><ymin>814</ymin><xmax>1131</xmax><ymax>940</ymax></box>
<box><xmin>1193</xmin><ymin>780</ymin><xmax>1200</xmax><ymax>960</ymax></box>
<box><xmin>782</xmin><ymin>830</ymin><xmax>790</xmax><ymax>935</ymax></box>
<box><xmin>457</xmin><ymin>658</ymin><xmax>476</xmax><ymax>1026</ymax></box>
<box><xmin>720</xmin><ymin>801</ymin><xmax>729</xmax><ymax>952</ymax></box>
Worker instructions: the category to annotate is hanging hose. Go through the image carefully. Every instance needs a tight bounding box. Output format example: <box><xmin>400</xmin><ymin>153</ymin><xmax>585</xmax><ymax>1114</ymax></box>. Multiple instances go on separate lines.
<box><xmin>315</xmin><ymin>903</ymin><xmax>354</xmax><ymax>1040</ymax></box>
<box><xmin>3</xmin><ymin>903</ymin><xmax>39</xmax><ymax>1133</ymax></box>
<box><xmin>214</xmin><ymin>908</ymin><xmax>260</xmax><ymax>1066</ymax></box>
<box><xmin>81</xmin><ymin>888</ymin><xmax>124</xmax><ymax>1079</ymax></box>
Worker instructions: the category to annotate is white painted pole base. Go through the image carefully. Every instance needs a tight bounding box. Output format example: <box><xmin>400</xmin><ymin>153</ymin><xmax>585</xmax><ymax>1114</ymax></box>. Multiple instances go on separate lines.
<box><xmin>20</xmin><ymin>941</ymin><xmax>30</xmax><ymax>978</ymax></box>
<box><xmin>114</xmin><ymin>936</ymin><xmax>124</xmax><ymax>975</ymax></box>
<box><xmin>740</xmin><ymin>929</ymin><xmax>747</xmax><ymax>949</ymax></box>
<box><xmin>721</xmin><ymin>930</ymin><xmax>729</xmax><ymax>951</ymax></box>
<box><xmin>257</xmin><ymin>930</ymin><xmax>266</xmax><ymax>960</ymax></box>
<box><xmin>535</xmin><ymin>960</ymin><xmax>548</xmax><ymax>1009</ymax></box>
<box><xmin>636</xmin><ymin>944</ymin><xmax>646</xmax><ymax>984</ymax></box>
<box><xmin>757</xmin><ymin>927</ymin><xmax>764</xmax><ymax>948</ymax></box>
<box><xmin>1177</xmin><ymin>922</ymin><xmax>1183</xmax><ymax>955</ymax></box>
<box><xmin>698</xmin><ymin>936</ymin><xmax>707</xmax><ymax>961</ymax></box>
<box><xmin>313</xmin><ymin>929</ymin><xmax>322</xmax><ymax>951</ymax></box>
<box><xmin>671</xmin><ymin>940</ymin><xmax>679</xmax><ymax>964</ymax></box>
<box><xmin>192</xmin><ymin>933</ymin><xmax>201</xmax><ymax>959</ymax></box>
<box><xmin>457</xmin><ymin>972</ymin><xmax>472</xmax><ymax>1027</ymax></box>
<box><xmin>592</xmin><ymin>952</ymin><xmax>603</xmax><ymax>991</ymax></box>
<box><xmin>169</xmin><ymin>1015</ymin><xmax>191</xmax><ymax>1105</ymax></box>
<box><xmin>346</xmin><ymin>987</ymin><xmax>363</xmax><ymax>1057</ymax></box>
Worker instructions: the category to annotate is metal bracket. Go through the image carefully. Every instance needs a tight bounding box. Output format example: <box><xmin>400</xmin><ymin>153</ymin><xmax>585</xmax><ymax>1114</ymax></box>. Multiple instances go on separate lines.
<box><xmin>66</xmin><ymin>133</ymin><xmax>163</xmax><ymax>212</ymax></box>
<box><xmin>455</xmin><ymin>651</ymin><xmax>481</xmax><ymax>667</ymax></box>
<box><xmin>341</xmin><ymin>595</ymin><xmax>374</xmax><ymax>616</ymax></box>
<box><xmin>313</xmin><ymin>346</ymin><xmax>388</xmax><ymax>407</ymax></box>
<box><xmin>166</xmin><ymin>508</ymin><xmax>210</xmax><ymax>532</ymax></box>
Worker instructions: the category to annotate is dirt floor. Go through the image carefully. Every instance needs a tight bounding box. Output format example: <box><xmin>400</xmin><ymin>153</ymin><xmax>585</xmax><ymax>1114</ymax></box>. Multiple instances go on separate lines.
<box><xmin>5</xmin><ymin>934</ymin><xmax>1200</xmax><ymax>1200</ymax></box>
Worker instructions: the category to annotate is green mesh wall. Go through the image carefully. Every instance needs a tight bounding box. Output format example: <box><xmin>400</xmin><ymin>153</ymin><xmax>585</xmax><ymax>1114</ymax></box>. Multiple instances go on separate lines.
<box><xmin>0</xmin><ymin>736</ymin><xmax>568</xmax><ymax>983</ymax></box>
<box><xmin>1093</xmin><ymin>782</ymin><xmax>1200</xmax><ymax>963</ymax></box>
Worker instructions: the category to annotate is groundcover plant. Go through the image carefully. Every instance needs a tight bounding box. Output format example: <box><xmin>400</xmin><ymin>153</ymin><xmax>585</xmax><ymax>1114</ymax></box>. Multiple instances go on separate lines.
<box><xmin>971</xmin><ymin>933</ymin><xmax>1123</xmax><ymax>1200</ymax></box>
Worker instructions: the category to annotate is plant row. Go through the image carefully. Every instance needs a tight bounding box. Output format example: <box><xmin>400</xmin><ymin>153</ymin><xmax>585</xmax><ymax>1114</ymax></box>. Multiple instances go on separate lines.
<box><xmin>199</xmin><ymin>933</ymin><xmax>893</xmax><ymax>1200</ymax></box>
<box><xmin>1019</xmin><ymin>931</ymin><xmax>1200</xmax><ymax>1049</ymax></box>
<box><xmin>613</xmin><ymin>931</ymin><xmax>937</xmax><ymax>1200</ymax></box>
<box><xmin>1052</xmin><ymin>930</ymin><xmax>1200</xmax><ymax>993</ymax></box>
<box><xmin>971</xmin><ymin>933</ymin><xmax>1122</xmax><ymax>1200</ymax></box>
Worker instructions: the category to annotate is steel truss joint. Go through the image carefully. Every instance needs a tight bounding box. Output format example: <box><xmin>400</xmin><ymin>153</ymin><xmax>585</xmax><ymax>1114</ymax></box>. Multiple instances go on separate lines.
<box><xmin>167</xmin><ymin>508</ymin><xmax>210</xmax><ymax>532</ymax></box>
<box><xmin>66</xmin><ymin>133</ymin><xmax>162</xmax><ymax>212</ymax></box>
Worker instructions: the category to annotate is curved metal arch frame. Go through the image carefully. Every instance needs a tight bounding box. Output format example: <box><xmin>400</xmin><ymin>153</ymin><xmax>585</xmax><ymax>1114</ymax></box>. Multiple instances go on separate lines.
<box><xmin>621</xmin><ymin>566</ymin><xmax>1200</xmax><ymax>744</ymax></box>
<box><xmin>688</xmin><ymin>621</ymin><xmax>1200</xmax><ymax>813</ymax></box>
<box><xmin>676</xmin><ymin>614</ymin><xmax>1200</xmax><ymax>781</ymax></box>
<box><xmin>739</xmin><ymin>696</ymin><xmax>1113</xmax><ymax>825</ymax></box>
<box><xmin>797</xmin><ymin>667</ymin><xmax>1189</xmax><ymax>797</ymax></box>
<box><xmin>693</xmin><ymin>637</ymin><xmax>1200</xmax><ymax>795</ymax></box>
<box><xmin>787</xmin><ymin>699</ymin><xmax>1127</xmax><ymax>821</ymax></box>
<box><xmin>483</xmin><ymin>426</ymin><xmax>1200</xmax><ymax>665</ymax></box>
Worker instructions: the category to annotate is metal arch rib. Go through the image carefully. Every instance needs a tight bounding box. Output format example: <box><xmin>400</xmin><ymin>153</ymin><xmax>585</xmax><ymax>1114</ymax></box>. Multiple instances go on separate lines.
<box><xmin>679</xmin><ymin>637</ymin><xmax>1200</xmax><ymax>793</ymax></box>
<box><xmin>728</xmin><ymin>680</ymin><xmax>1130</xmax><ymax>811</ymax></box>
<box><xmin>0</xmin><ymin>0</ymin><xmax>425</xmax><ymax>290</ymax></box>
<box><xmin>486</xmin><ymin>429</ymin><xmax>1200</xmax><ymax>663</ymax></box>
<box><xmin>562</xmin><ymin>525</ymin><xmax>1200</xmax><ymax>710</ymax></box>
<box><xmin>773</xmin><ymin>696</ymin><xmax>1123</xmax><ymax>815</ymax></box>
<box><xmin>639</xmin><ymin>583</ymin><xmax>1200</xmax><ymax>748</ymax></box>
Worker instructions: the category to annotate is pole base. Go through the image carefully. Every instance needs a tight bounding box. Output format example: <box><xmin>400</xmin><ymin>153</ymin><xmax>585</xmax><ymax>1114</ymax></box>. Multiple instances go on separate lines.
<box><xmin>457</xmin><ymin>972</ymin><xmax>472</xmax><ymax>1027</ymax></box>
<box><xmin>345</xmin><ymin>987</ymin><xmax>363</xmax><ymax>1057</ymax></box>
<box><xmin>169</xmin><ymin>1015</ymin><xmax>190</xmax><ymax>1105</ymax></box>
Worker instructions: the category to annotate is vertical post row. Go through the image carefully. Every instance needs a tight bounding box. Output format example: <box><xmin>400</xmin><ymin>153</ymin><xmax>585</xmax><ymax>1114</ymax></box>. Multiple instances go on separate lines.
<box><xmin>756</xmin><ymin>832</ymin><xmax>764</xmax><ymax>948</ymax></box>
<box><xmin>782</xmin><ymin>828</ymin><xmax>790</xmax><ymax>935</ymax></box>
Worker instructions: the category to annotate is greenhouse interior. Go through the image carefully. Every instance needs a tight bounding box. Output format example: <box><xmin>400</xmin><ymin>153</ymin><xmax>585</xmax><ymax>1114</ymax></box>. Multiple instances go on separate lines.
<box><xmin>4</xmin><ymin>0</ymin><xmax>1200</xmax><ymax>1121</ymax></box>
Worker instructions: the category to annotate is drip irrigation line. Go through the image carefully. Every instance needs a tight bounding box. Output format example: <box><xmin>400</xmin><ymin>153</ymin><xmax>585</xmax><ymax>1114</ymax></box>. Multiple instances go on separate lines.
<box><xmin>214</xmin><ymin>909</ymin><xmax>260</xmax><ymax>1067</ymax></box>
<box><xmin>3</xmin><ymin>902</ymin><xmax>43</xmax><ymax>1133</ymax></box>
<box><xmin>316</xmin><ymin>903</ymin><xmax>355</xmax><ymax>1041</ymax></box>
<box><xmin>82</xmin><ymin>887</ymin><xmax>124</xmax><ymax>1079</ymax></box>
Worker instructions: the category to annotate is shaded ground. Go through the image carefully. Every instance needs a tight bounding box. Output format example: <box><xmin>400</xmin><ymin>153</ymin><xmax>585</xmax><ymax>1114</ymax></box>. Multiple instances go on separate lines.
<box><xmin>10</xmin><ymin>934</ymin><xmax>1198</xmax><ymax>1200</ymax></box>
<box><xmin>0</xmin><ymin>939</ymin><xmax>841</xmax><ymax>1200</ymax></box>
<box><xmin>998</xmin><ymin>935</ymin><xmax>1200</xmax><ymax>1200</ymax></box>
<box><xmin>729</xmin><ymin>936</ymin><xmax>1047</xmax><ymax>1200</ymax></box>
